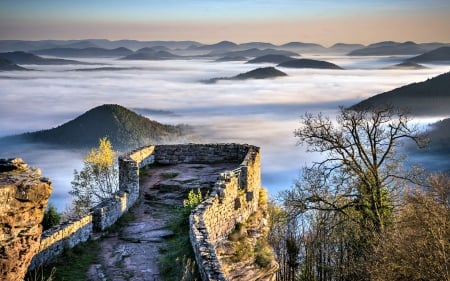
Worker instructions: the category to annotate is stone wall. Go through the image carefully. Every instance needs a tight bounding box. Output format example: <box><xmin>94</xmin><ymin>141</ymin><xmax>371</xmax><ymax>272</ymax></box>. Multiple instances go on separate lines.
<box><xmin>29</xmin><ymin>215</ymin><xmax>92</xmax><ymax>270</ymax></box>
<box><xmin>0</xmin><ymin>158</ymin><xmax>52</xmax><ymax>281</ymax></box>
<box><xmin>189</xmin><ymin>145</ymin><xmax>262</xmax><ymax>281</ymax></box>
<box><xmin>26</xmin><ymin>143</ymin><xmax>264</xmax><ymax>281</ymax></box>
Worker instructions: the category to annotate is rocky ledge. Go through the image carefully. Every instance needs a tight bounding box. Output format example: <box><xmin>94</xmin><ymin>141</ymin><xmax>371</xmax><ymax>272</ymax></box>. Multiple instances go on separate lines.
<box><xmin>0</xmin><ymin>158</ymin><xmax>52</xmax><ymax>281</ymax></box>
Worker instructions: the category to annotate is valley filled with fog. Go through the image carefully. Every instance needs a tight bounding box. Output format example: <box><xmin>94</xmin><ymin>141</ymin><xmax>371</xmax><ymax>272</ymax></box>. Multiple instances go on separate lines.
<box><xmin>1</xmin><ymin>56</ymin><xmax>449</xmax><ymax>210</ymax></box>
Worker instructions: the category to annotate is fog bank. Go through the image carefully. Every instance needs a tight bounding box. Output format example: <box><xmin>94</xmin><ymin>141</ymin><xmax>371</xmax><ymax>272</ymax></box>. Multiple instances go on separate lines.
<box><xmin>1</xmin><ymin>56</ymin><xmax>449</xmax><ymax>210</ymax></box>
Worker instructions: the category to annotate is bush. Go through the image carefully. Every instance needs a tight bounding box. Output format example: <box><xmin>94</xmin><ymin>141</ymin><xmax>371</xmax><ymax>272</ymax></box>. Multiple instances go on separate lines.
<box><xmin>42</xmin><ymin>204</ymin><xmax>61</xmax><ymax>231</ymax></box>
<box><xmin>161</xmin><ymin>172</ymin><xmax>179</xmax><ymax>179</ymax></box>
<box><xmin>255</xmin><ymin>241</ymin><xmax>274</xmax><ymax>268</ymax></box>
<box><xmin>183</xmin><ymin>189</ymin><xmax>203</xmax><ymax>211</ymax></box>
<box><xmin>232</xmin><ymin>240</ymin><xmax>253</xmax><ymax>262</ymax></box>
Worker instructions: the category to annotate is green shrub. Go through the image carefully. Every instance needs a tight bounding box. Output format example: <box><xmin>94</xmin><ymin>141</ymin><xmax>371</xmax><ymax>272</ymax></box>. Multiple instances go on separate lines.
<box><xmin>183</xmin><ymin>189</ymin><xmax>203</xmax><ymax>211</ymax></box>
<box><xmin>161</xmin><ymin>172</ymin><xmax>179</xmax><ymax>179</ymax></box>
<box><xmin>42</xmin><ymin>204</ymin><xmax>61</xmax><ymax>231</ymax></box>
<box><xmin>232</xmin><ymin>240</ymin><xmax>253</xmax><ymax>262</ymax></box>
<box><xmin>255</xmin><ymin>240</ymin><xmax>274</xmax><ymax>268</ymax></box>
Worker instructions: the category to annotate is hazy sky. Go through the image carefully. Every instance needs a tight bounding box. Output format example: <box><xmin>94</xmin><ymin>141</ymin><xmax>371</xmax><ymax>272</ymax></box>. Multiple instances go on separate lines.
<box><xmin>1</xmin><ymin>0</ymin><xmax>450</xmax><ymax>46</ymax></box>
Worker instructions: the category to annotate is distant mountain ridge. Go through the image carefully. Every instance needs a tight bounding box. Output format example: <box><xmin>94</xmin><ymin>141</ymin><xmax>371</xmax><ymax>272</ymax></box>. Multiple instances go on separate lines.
<box><xmin>2</xmin><ymin>39</ymin><xmax>449</xmax><ymax>56</ymax></box>
<box><xmin>278</xmin><ymin>58</ymin><xmax>342</xmax><ymax>69</ymax></box>
<box><xmin>383</xmin><ymin>61</ymin><xmax>427</xmax><ymax>70</ymax></box>
<box><xmin>351</xmin><ymin>71</ymin><xmax>450</xmax><ymax>116</ymax></box>
<box><xmin>0</xmin><ymin>58</ymin><xmax>28</xmax><ymax>71</ymax></box>
<box><xmin>348</xmin><ymin>41</ymin><xmax>449</xmax><ymax>56</ymax></box>
<box><xmin>205</xmin><ymin>67</ymin><xmax>287</xmax><ymax>83</ymax></box>
<box><xmin>120</xmin><ymin>50</ymin><xmax>180</xmax><ymax>60</ymax></box>
<box><xmin>247</xmin><ymin>54</ymin><xmax>293</xmax><ymax>64</ymax></box>
<box><xmin>206</xmin><ymin>48</ymin><xmax>298</xmax><ymax>58</ymax></box>
<box><xmin>10</xmin><ymin>104</ymin><xmax>187</xmax><ymax>149</ymax></box>
<box><xmin>0</xmin><ymin>39</ymin><xmax>202</xmax><ymax>52</ymax></box>
<box><xmin>0</xmin><ymin>51</ymin><xmax>88</xmax><ymax>65</ymax></box>
<box><xmin>215</xmin><ymin>56</ymin><xmax>248</xmax><ymax>62</ymax></box>
<box><xmin>407</xmin><ymin>46</ymin><xmax>450</xmax><ymax>63</ymax></box>
<box><xmin>33</xmin><ymin>47</ymin><xmax>133</xmax><ymax>58</ymax></box>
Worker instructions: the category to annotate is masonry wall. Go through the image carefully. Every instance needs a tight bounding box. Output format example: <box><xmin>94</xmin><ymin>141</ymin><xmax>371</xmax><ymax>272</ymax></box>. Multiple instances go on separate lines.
<box><xmin>29</xmin><ymin>144</ymin><xmax>149</xmax><ymax>270</ymax></box>
<box><xmin>189</xmin><ymin>145</ymin><xmax>262</xmax><ymax>281</ymax></box>
<box><xmin>29</xmin><ymin>215</ymin><xmax>92</xmax><ymax>270</ymax></box>
<box><xmin>28</xmin><ymin>143</ymin><xmax>261</xmax><ymax>279</ymax></box>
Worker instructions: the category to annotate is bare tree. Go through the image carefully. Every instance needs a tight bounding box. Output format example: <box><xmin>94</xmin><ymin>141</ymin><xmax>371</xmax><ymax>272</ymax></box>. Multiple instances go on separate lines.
<box><xmin>278</xmin><ymin>105</ymin><xmax>428</xmax><ymax>280</ymax></box>
<box><xmin>284</xmin><ymin>105</ymin><xmax>427</xmax><ymax>233</ymax></box>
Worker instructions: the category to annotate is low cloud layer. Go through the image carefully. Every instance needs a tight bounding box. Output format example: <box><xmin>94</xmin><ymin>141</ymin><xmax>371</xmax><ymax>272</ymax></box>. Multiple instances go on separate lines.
<box><xmin>1</xmin><ymin>57</ymin><xmax>449</xmax><ymax>210</ymax></box>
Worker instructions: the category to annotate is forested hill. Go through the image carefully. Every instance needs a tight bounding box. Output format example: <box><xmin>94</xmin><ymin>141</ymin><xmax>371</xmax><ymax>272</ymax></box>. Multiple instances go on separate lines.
<box><xmin>351</xmin><ymin>71</ymin><xmax>450</xmax><ymax>116</ymax></box>
<box><xmin>15</xmin><ymin>104</ymin><xmax>187</xmax><ymax>149</ymax></box>
<box><xmin>428</xmin><ymin>118</ymin><xmax>450</xmax><ymax>154</ymax></box>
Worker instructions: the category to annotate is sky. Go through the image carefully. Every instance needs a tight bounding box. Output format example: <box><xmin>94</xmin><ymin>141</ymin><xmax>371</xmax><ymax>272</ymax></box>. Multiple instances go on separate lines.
<box><xmin>1</xmin><ymin>0</ymin><xmax>450</xmax><ymax>45</ymax></box>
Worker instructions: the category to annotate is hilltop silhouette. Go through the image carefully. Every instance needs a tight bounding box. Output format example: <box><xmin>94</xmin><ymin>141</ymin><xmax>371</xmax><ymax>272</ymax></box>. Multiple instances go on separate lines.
<box><xmin>351</xmin><ymin>71</ymin><xmax>450</xmax><ymax>116</ymax></box>
<box><xmin>205</xmin><ymin>67</ymin><xmax>287</xmax><ymax>83</ymax></box>
<box><xmin>407</xmin><ymin>46</ymin><xmax>450</xmax><ymax>63</ymax></box>
<box><xmin>278</xmin><ymin>58</ymin><xmax>342</xmax><ymax>69</ymax></box>
<box><xmin>9</xmin><ymin>104</ymin><xmax>187</xmax><ymax>149</ymax></box>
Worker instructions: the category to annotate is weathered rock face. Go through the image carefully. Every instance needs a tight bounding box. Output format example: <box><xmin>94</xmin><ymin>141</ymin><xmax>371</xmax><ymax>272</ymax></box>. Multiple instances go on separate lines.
<box><xmin>0</xmin><ymin>158</ymin><xmax>52</xmax><ymax>281</ymax></box>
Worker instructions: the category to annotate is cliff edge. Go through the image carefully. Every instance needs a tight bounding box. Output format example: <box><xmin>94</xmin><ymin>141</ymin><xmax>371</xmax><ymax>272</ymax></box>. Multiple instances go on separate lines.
<box><xmin>0</xmin><ymin>158</ymin><xmax>52</xmax><ymax>281</ymax></box>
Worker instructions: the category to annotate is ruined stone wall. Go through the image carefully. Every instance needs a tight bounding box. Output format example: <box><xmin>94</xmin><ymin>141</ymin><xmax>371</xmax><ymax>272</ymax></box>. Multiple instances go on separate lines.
<box><xmin>0</xmin><ymin>158</ymin><xmax>52</xmax><ymax>281</ymax></box>
<box><xmin>25</xmin><ymin>143</ymin><xmax>262</xmax><ymax>280</ymax></box>
<box><xmin>153</xmin><ymin>143</ymin><xmax>249</xmax><ymax>164</ymax></box>
<box><xmin>189</xmin><ymin>145</ymin><xmax>262</xmax><ymax>281</ymax></box>
<box><xmin>29</xmin><ymin>215</ymin><xmax>92</xmax><ymax>270</ymax></box>
<box><xmin>29</xmin><ymin>146</ymin><xmax>149</xmax><ymax>270</ymax></box>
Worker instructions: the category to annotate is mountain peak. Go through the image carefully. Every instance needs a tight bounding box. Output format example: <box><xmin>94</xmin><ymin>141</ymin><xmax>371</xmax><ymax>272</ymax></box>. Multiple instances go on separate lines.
<box><xmin>19</xmin><ymin>104</ymin><xmax>185</xmax><ymax>149</ymax></box>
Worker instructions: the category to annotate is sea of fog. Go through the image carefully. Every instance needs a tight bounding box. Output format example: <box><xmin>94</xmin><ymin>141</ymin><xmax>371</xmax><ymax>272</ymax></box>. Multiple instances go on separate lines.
<box><xmin>1</xmin><ymin>55</ymin><xmax>449</xmax><ymax>211</ymax></box>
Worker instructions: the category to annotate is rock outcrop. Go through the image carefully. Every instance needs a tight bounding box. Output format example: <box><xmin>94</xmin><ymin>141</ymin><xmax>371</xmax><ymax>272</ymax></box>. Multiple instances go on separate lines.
<box><xmin>0</xmin><ymin>158</ymin><xmax>52</xmax><ymax>281</ymax></box>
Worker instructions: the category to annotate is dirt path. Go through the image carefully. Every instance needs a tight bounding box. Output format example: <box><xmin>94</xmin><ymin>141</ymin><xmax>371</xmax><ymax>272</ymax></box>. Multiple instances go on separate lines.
<box><xmin>87</xmin><ymin>163</ymin><xmax>237</xmax><ymax>281</ymax></box>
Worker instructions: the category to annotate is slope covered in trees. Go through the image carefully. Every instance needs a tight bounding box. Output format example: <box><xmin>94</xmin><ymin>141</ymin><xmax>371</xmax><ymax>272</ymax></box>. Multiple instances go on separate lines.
<box><xmin>351</xmin><ymin>71</ymin><xmax>450</xmax><ymax>116</ymax></box>
<box><xmin>17</xmin><ymin>104</ymin><xmax>186</xmax><ymax>149</ymax></box>
<box><xmin>407</xmin><ymin>46</ymin><xmax>450</xmax><ymax>63</ymax></box>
